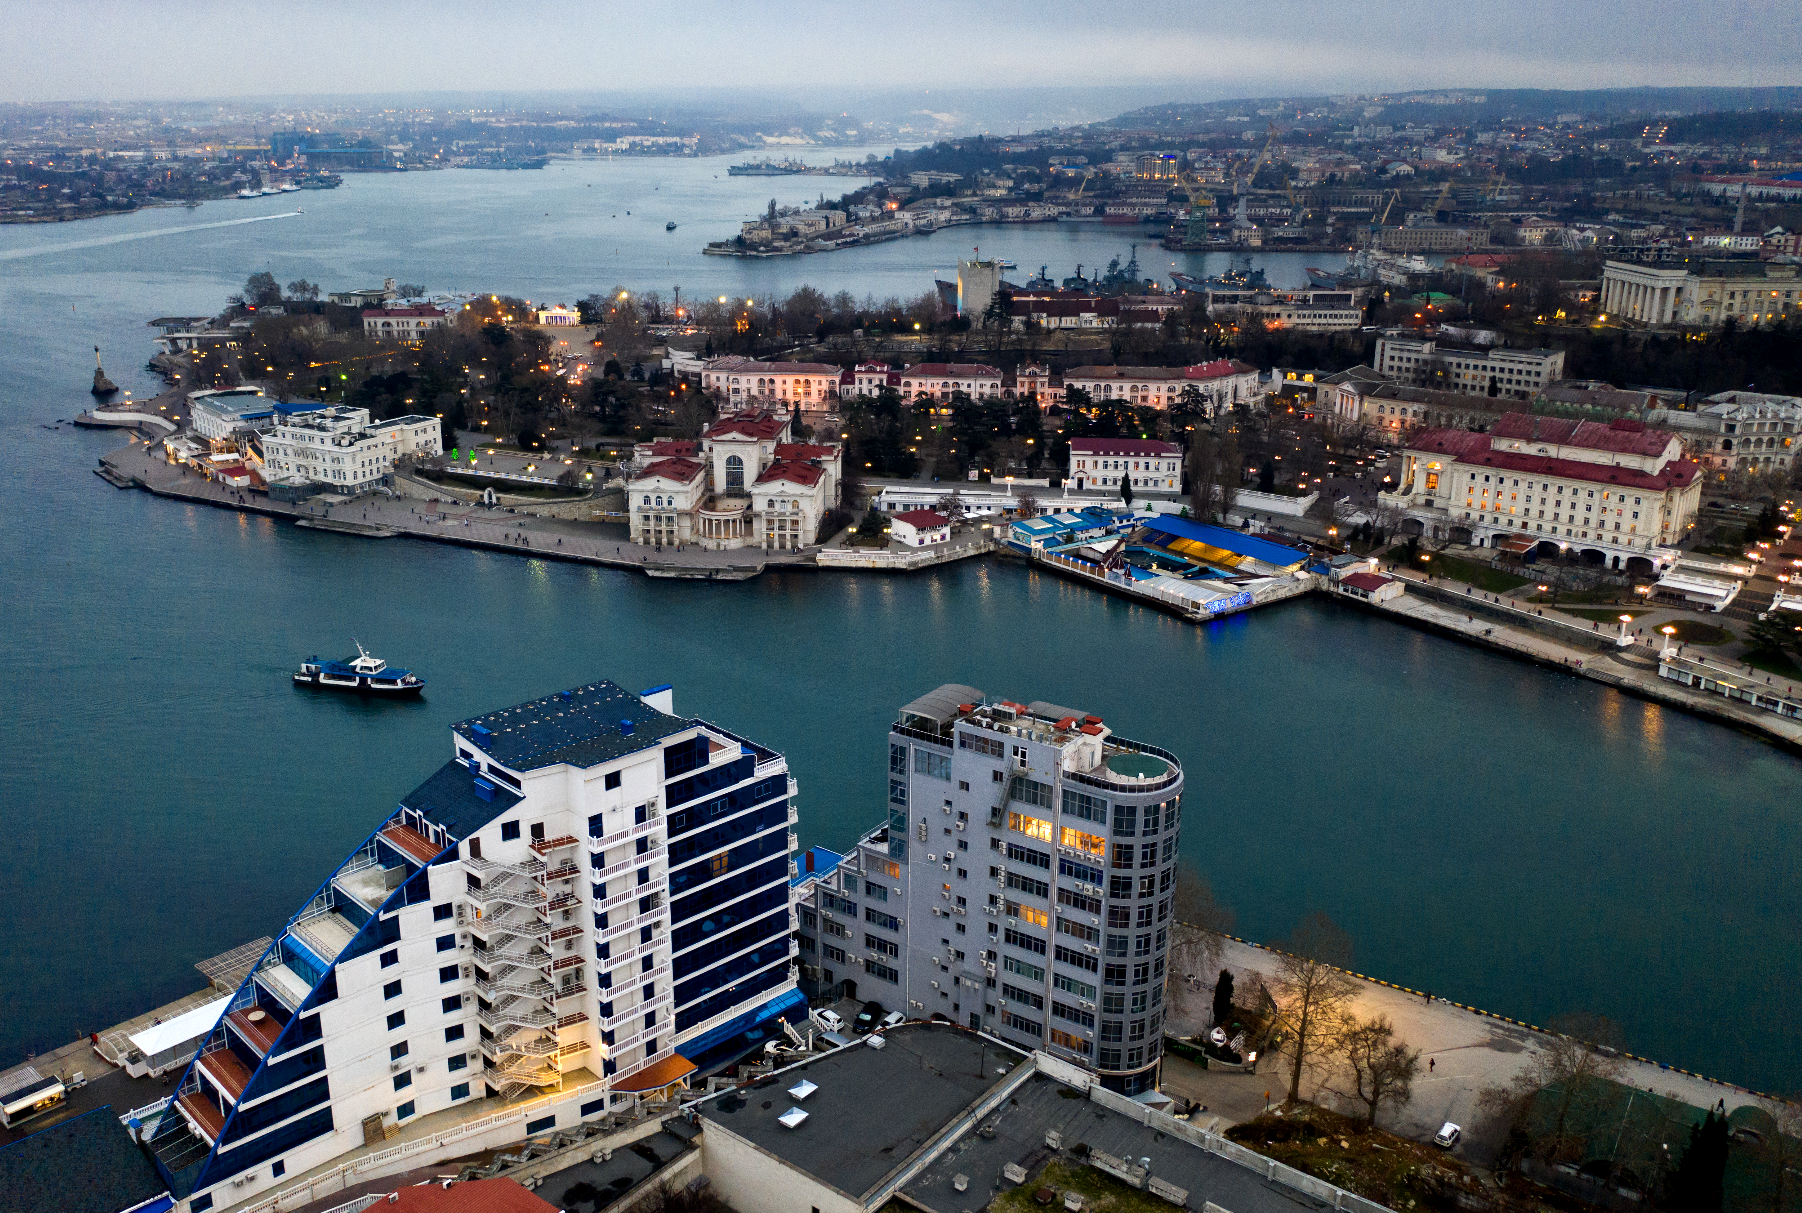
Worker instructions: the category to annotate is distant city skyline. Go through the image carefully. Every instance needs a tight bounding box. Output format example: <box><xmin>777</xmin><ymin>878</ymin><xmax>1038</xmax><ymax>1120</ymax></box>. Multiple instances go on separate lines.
<box><xmin>4</xmin><ymin>0</ymin><xmax>1798</xmax><ymax>106</ymax></box>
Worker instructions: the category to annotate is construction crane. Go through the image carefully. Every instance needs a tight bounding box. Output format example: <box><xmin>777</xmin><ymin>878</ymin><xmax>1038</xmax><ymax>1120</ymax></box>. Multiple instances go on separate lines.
<box><xmin>1432</xmin><ymin>177</ymin><xmax>1457</xmax><ymax>219</ymax></box>
<box><xmin>1237</xmin><ymin>122</ymin><xmax>1282</xmax><ymax>195</ymax></box>
<box><xmin>1179</xmin><ymin>170</ymin><xmax>1215</xmax><ymax>244</ymax></box>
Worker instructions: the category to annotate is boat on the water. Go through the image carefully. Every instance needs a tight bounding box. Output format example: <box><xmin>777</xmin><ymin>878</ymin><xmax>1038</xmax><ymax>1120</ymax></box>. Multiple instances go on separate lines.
<box><xmin>1171</xmin><ymin>261</ymin><xmax>1269</xmax><ymax>293</ymax></box>
<box><xmin>666</xmin><ymin>221</ymin><xmax>677</xmax><ymax>231</ymax></box>
<box><xmin>294</xmin><ymin>641</ymin><xmax>425</xmax><ymax>694</ymax></box>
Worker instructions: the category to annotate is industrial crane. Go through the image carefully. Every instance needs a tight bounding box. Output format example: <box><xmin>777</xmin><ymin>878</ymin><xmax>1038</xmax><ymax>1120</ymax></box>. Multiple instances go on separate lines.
<box><xmin>1179</xmin><ymin>170</ymin><xmax>1215</xmax><ymax>244</ymax></box>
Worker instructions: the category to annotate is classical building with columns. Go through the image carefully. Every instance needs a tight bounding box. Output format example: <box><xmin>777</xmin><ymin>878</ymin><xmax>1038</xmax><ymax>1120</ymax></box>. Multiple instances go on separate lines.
<box><xmin>1601</xmin><ymin>259</ymin><xmax>1800</xmax><ymax>329</ymax></box>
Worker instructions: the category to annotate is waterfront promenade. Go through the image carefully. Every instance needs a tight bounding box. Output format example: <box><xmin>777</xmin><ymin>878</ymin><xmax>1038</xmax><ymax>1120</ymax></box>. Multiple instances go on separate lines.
<box><xmin>1164</xmin><ymin>934</ymin><xmax>1771</xmax><ymax>1163</ymax></box>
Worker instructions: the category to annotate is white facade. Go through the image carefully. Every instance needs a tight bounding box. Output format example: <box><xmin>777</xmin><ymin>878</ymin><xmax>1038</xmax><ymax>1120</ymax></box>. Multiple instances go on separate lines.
<box><xmin>1374</xmin><ymin>333</ymin><xmax>1564</xmax><ymax>402</ymax></box>
<box><xmin>362</xmin><ymin>307</ymin><xmax>447</xmax><ymax>343</ymax></box>
<box><xmin>262</xmin><ymin>407</ymin><xmax>442</xmax><ymax>494</ymax></box>
<box><xmin>889</xmin><ymin>510</ymin><xmax>950</xmax><ymax>547</ymax></box>
<box><xmin>630</xmin><ymin>459</ymin><xmax>708</xmax><ymax>546</ymax></box>
<box><xmin>1600</xmin><ymin>260</ymin><xmax>1801</xmax><ymax>329</ymax></box>
<box><xmin>1061</xmin><ymin>368</ymin><xmax>1188</xmax><ymax>410</ymax></box>
<box><xmin>153</xmin><ymin>681</ymin><xmax>801</xmax><ymax>1213</ymax></box>
<box><xmin>187</xmin><ymin>388</ymin><xmax>271</xmax><ymax>441</ymax></box>
<box><xmin>702</xmin><ymin>358</ymin><xmax>841</xmax><ymax>407</ymax></box>
<box><xmin>1066</xmin><ymin>440</ymin><xmax>1181</xmax><ymax>493</ymax></box>
<box><xmin>899</xmin><ymin>363</ymin><xmax>1004</xmax><ymax>402</ymax></box>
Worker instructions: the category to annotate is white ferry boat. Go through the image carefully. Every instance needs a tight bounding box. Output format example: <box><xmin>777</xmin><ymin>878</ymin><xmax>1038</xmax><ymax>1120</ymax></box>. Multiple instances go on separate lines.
<box><xmin>294</xmin><ymin>641</ymin><xmax>425</xmax><ymax>695</ymax></box>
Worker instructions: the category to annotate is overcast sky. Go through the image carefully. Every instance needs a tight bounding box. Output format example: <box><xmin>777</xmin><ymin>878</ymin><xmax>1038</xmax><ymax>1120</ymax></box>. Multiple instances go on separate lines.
<box><xmin>5</xmin><ymin>0</ymin><xmax>1798</xmax><ymax>105</ymax></box>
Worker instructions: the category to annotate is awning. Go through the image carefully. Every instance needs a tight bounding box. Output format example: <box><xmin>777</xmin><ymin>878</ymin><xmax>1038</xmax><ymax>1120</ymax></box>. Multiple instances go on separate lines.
<box><xmin>897</xmin><ymin>684</ymin><xmax>984</xmax><ymax>725</ymax></box>
<box><xmin>611</xmin><ymin>1053</ymin><xmax>697</xmax><ymax>1093</ymax></box>
<box><xmin>128</xmin><ymin>997</ymin><xmax>230</xmax><ymax>1060</ymax></box>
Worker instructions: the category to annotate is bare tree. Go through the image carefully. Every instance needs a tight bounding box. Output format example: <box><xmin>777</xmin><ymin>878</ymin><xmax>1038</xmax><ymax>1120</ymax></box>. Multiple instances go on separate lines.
<box><xmin>1217</xmin><ymin>426</ymin><xmax>1241</xmax><ymax>522</ymax></box>
<box><xmin>932</xmin><ymin>492</ymin><xmax>967</xmax><ymax>525</ymax></box>
<box><xmin>1479</xmin><ymin>1012</ymin><xmax>1626</xmax><ymax>1162</ymax></box>
<box><xmin>1015</xmin><ymin>489</ymin><xmax>1040</xmax><ymax>519</ymax></box>
<box><xmin>1269</xmin><ymin>912</ymin><xmax>1359</xmax><ymax>1106</ymax></box>
<box><xmin>1166</xmin><ymin>863</ymin><xmax>1237</xmax><ymax>1023</ymax></box>
<box><xmin>1187</xmin><ymin>428</ymin><xmax>1218</xmax><ymax>521</ymax></box>
<box><xmin>1342</xmin><ymin>1016</ymin><xmax>1422</xmax><ymax>1128</ymax></box>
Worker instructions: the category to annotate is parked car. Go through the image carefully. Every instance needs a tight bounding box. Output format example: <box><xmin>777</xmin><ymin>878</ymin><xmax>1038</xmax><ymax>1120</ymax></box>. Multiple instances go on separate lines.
<box><xmin>1433</xmin><ymin>1122</ymin><xmax>1461</xmax><ymax>1149</ymax></box>
<box><xmin>878</xmin><ymin>1011</ymin><xmax>906</xmax><ymax>1031</ymax></box>
<box><xmin>814</xmin><ymin>1009</ymin><xmax>845</xmax><ymax>1033</ymax></box>
<box><xmin>853</xmin><ymin>1000</ymin><xmax>887</xmax><ymax>1034</ymax></box>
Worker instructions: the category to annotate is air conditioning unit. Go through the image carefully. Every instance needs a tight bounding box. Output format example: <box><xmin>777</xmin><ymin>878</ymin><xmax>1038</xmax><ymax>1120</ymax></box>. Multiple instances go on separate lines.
<box><xmin>461</xmin><ymin>964</ymin><xmax>473</xmax><ymax>978</ymax></box>
<box><xmin>416</xmin><ymin>1064</ymin><xmax>429</xmax><ymax>1074</ymax></box>
<box><xmin>1085</xmin><ymin>944</ymin><xmax>1099</xmax><ymax>954</ymax></box>
<box><xmin>458</xmin><ymin>932</ymin><xmax>470</xmax><ymax>944</ymax></box>
<box><xmin>389</xmin><ymin>1060</ymin><xmax>405</xmax><ymax>1072</ymax></box>
<box><xmin>930</xmin><ymin>980</ymin><xmax>940</xmax><ymax>989</ymax></box>
<box><xmin>468</xmin><ymin>1051</ymin><xmax>480</xmax><ymax>1061</ymax></box>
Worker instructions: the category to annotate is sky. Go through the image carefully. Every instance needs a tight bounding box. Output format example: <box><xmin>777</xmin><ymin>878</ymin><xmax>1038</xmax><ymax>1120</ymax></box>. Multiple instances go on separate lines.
<box><xmin>3</xmin><ymin>0</ymin><xmax>1799</xmax><ymax>106</ymax></box>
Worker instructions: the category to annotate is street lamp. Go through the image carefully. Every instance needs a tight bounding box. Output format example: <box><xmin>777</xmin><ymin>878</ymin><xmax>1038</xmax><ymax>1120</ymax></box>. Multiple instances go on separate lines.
<box><xmin>1616</xmin><ymin>613</ymin><xmax>1635</xmax><ymax>648</ymax></box>
<box><xmin>1661</xmin><ymin>625</ymin><xmax>1677</xmax><ymax>660</ymax></box>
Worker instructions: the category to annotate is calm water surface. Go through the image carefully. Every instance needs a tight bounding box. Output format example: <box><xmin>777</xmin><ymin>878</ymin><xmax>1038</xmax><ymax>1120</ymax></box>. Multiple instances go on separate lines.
<box><xmin>0</xmin><ymin>154</ymin><xmax>1796</xmax><ymax>1092</ymax></box>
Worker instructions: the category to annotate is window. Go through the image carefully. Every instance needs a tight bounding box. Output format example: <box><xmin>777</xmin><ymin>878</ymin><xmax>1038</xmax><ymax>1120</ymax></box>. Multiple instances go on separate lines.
<box><xmin>1054</xmin><ymin>944</ymin><xmax>1098</xmax><ymax>972</ymax></box>
<box><xmin>440</xmin><ymin>964</ymin><xmax>460</xmax><ymax>984</ymax></box>
<box><xmin>867</xmin><ymin>959</ymin><xmax>899</xmax><ymax>983</ymax></box>
<box><xmin>866</xmin><ymin>933</ymin><xmax>899</xmax><ymax>957</ymax></box>
<box><xmin>605</xmin><ymin>770</ymin><xmax>622</xmax><ymax>790</ymax></box>
<box><xmin>272</xmin><ymin>1160</ymin><xmax>286</xmax><ymax>1179</ymax></box>
<box><xmin>501</xmin><ymin>821</ymin><xmax>520</xmax><ymax>841</ymax></box>
<box><xmin>396</xmin><ymin>1100</ymin><xmax>415</xmax><ymax>1120</ymax></box>
<box><xmin>383</xmin><ymin>980</ymin><xmax>402</xmax><ymax>1000</ymax></box>
<box><xmin>380</xmin><ymin>949</ymin><xmax>399</xmax><ymax>969</ymax></box>
<box><xmin>393</xmin><ymin>1072</ymin><xmax>412</xmax><ymax>1091</ymax></box>
<box><xmin>436</xmin><ymin>934</ymin><xmax>456</xmax><ymax>953</ymax></box>
<box><xmin>1060</xmin><ymin>826</ymin><xmax>1105</xmax><ymax>856</ymax></box>
<box><xmin>1055</xmin><ymin>972</ymin><xmax>1096</xmax><ymax>1000</ymax></box>
<box><xmin>445</xmin><ymin>1024</ymin><xmax>465</xmax><ymax>1042</ymax></box>
<box><xmin>1008</xmin><ymin>811</ymin><xmax>1053</xmax><ymax>843</ymax></box>
<box><xmin>1111</xmin><ymin>804</ymin><xmax>1138</xmax><ymax>836</ymax></box>
<box><xmin>914</xmin><ymin>750</ymin><xmax>951</xmax><ymax>780</ymax></box>
<box><xmin>1002</xmin><ymin>983</ymin><xmax>1044</xmax><ymax>1010</ymax></box>
<box><xmin>433</xmin><ymin>903</ymin><xmax>453</xmax><ymax>922</ymax></box>
<box><xmin>450</xmin><ymin>1082</ymin><xmax>470</xmax><ymax>1101</ymax></box>
<box><xmin>1004</xmin><ymin>955</ymin><xmax>1045</xmax><ymax>982</ymax></box>
<box><xmin>1004</xmin><ymin>927</ymin><xmax>1047</xmax><ymax>955</ymax></box>
<box><xmin>390</xmin><ymin>1040</ymin><xmax>409</xmax><ymax>1061</ymax></box>
<box><xmin>1060</xmin><ymin>857</ymin><xmax>1104</xmax><ymax>885</ymax></box>
<box><xmin>1006</xmin><ymin>843</ymin><xmax>1051</xmax><ymax>869</ymax></box>
<box><xmin>387</xmin><ymin>1011</ymin><xmax>406</xmax><ymax>1030</ymax></box>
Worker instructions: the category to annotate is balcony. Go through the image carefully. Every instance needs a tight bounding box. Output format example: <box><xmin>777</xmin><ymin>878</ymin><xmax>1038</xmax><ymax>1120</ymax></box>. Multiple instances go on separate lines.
<box><xmin>543</xmin><ymin>861</ymin><xmax>581</xmax><ymax>882</ymax></box>
<box><xmin>196</xmin><ymin>1048</ymin><xmax>251</xmax><ymax>1102</ymax></box>
<box><xmin>177</xmin><ymin>1092</ymin><xmax>226</xmax><ymax>1145</ymax></box>
<box><xmin>226</xmin><ymin>1007</ymin><xmax>283</xmax><ymax>1057</ymax></box>
<box><xmin>528</xmin><ymin>834</ymin><xmax>581</xmax><ymax>857</ymax></box>
<box><xmin>254</xmin><ymin>963</ymin><xmax>312</xmax><ymax>1013</ymax></box>
<box><xmin>465</xmin><ymin>854</ymin><xmax>546</xmax><ymax>880</ymax></box>
<box><xmin>477</xmin><ymin>972</ymin><xmax>556</xmax><ymax>1000</ymax></box>
<box><xmin>381</xmin><ymin>822</ymin><xmax>443</xmax><ymax>865</ymax></box>
<box><xmin>289</xmin><ymin>910</ymin><xmax>358</xmax><ymax>963</ymax></box>
<box><xmin>479</xmin><ymin>1000</ymin><xmax>557</xmax><ymax>1031</ymax></box>
<box><xmin>334</xmin><ymin>859</ymin><xmax>406</xmax><ymax>913</ymax></box>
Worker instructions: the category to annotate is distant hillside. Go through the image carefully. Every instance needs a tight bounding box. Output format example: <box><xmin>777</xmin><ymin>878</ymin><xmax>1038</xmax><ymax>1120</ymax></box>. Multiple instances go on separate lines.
<box><xmin>1103</xmin><ymin>86</ymin><xmax>1802</xmax><ymax>133</ymax></box>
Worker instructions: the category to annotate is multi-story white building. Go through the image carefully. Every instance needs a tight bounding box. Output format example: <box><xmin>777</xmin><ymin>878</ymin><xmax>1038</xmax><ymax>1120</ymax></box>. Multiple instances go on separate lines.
<box><xmin>1066</xmin><ymin>439</ymin><xmax>1181</xmax><ymax>493</ymax></box>
<box><xmin>1060</xmin><ymin>367</ymin><xmax>1188</xmax><ymax>410</ymax></box>
<box><xmin>261</xmin><ymin>406</ymin><xmax>442</xmax><ymax>494</ymax></box>
<box><xmin>794</xmin><ymin>686</ymin><xmax>1184</xmax><ymax>1096</ymax></box>
<box><xmin>1648</xmin><ymin>391</ymin><xmax>1802</xmax><ymax>476</ymax></box>
<box><xmin>1374</xmin><ymin>333</ymin><xmax>1564</xmax><ymax>402</ymax></box>
<box><xmin>899</xmin><ymin>363</ymin><xmax>1004</xmax><ymax>402</ymax></box>
<box><xmin>1380</xmin><ymin>412</ymin><xmax>1701</xmax><ymax>572</ymax></box>
<box><xmin>627</xmin><ymin>410</ymin><xmax>841</xmax><ymax>551</ymax></box>
<box><xmin>362</xmin><ymin>306</ymin><xmax>447</xmax><ymax>343</ymax></box>
<box><xmin>846</xmin><ymin>363</ymin><xmax>901</xmax><ymax>398</ymax></box>
<box><xmin>187</xmin><ymin>388</ymin><xmax>273</xmax><ymax>442</ymax></box>
<box><xmin>701</xmin><ymin>359</ymin><xmax>842</xmax><ymax>408</ymax></box>
<box><xmin>145</xmin><ymin>679</ymin><xmax>802</xmax><ymax>1213</ymax></box>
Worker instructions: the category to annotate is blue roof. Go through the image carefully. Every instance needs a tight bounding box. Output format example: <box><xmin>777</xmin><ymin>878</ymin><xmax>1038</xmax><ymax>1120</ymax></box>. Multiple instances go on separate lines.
<box><xmin>1139</xmin><ymin>515</ymin><xmax>1309</xmax><ymax>568</ymax></box>
<box><xmin>452</xmin><ymin>679</ymin><xmax>692</xmax><ymax>773</ymax></box>
<box><xmin>791</xmin><ymin>845</ymin><xmax>844</xmax><ymax>886</ymax></box>
<box><xmin>398</xmin><ymin>759</ymin><xmax>523</xmax><ymax>841</ymax></box>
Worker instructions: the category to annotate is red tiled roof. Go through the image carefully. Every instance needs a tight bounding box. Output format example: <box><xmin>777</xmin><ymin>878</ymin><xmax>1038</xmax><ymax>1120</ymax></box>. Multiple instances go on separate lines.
<box><xmin>612</xmin><ymin>1052</ymin><xmax>697</xmax><ymax>1093</ymax></box>
<box><xmin>902</xmin><ymin>363</ymin><xmax>1002</xmax><ymax>378</ymax></box>
<box><xmin>1450</xmin><ymin>447</ymin><xmax>1698</xmax><ymax>491</ymax></box>
<box><xmin>1010</xmin><ymin>298</ymin><xmax>1120</xmax><ymax>317</ymax></box>
<box><xmin>363</xmin><ymin>307</ymin><xmax>444</xmax><ymax>318</ymax></box>
<box><xmin>648</xmin><ymin>439</ymin><xmax>699</xmax><ymax>458</ymax></box>
<box><xmin>774</xmin><ymin>443</ymin><xmax>838</xmax><ymax>461</ymax></box>
<box><xmin>634</xmin><ymin>457</ymin><xmax>706</xmax><ymax>483</ymax></box>
<box><xmin>381</xmin><ymin>1178</ymin><xmax>561</xmax><ymax>1213</ymax></box>
<box><xmin>893</xmin><ymin>509</ymin><xmax>949</xmax><ymax>528</ymax></box>
<box><xmin>706</xmin><ymin>357</ymin><xmax>838</xmax><ymax>375</ymax></box>
<box><xmin>1488</xmin><ymin>412</ymin><xmax>1676</xmax><ymax>457</ymax></box>
<box><xmin>709</xmin><ymin>412</ymin><xmax>787</xmax><ymax>441</ymax></box>
<box><xmin>1340</xmin><ymin>572</ymin><xmax>1396</xmax><ymax>592</ymax></box>
<box><xmin>1069</xmin><ymin>438</ymin><xmax>1181</xmax><ymax>456</ymax></box>
<box><xmin>1064</xmin><ymin>366</ymin><xmax>1189</xmax><ymax>382</ymax></box>
<box><xmin>1185</xmin><ymin>359</ymin><xmax>1257</xmax><ymax>380</ymax></box>
<box><xmin>1404</xmin><ymin>429</ymin><xmax>1496</xmax><ymax>458</ymax></box>
<box><xmin>753</xmin><ymin>460</ymin><xmax>824</xmax><ymax>487</ymax></box>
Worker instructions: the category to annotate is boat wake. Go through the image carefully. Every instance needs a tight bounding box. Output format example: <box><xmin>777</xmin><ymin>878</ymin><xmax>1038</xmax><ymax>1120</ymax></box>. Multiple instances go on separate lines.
<box><xmin>0</xmin><ymin>211</ymin><xmax>305</xmax><ymax>262</ymax></box>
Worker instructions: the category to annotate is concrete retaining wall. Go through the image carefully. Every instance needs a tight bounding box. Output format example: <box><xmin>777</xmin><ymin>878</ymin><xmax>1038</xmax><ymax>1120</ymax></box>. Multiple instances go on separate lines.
<box><xmin>1403</xmin><ymin>578</ymin><xmax>1621</xmax><ymax>652</ymax></box>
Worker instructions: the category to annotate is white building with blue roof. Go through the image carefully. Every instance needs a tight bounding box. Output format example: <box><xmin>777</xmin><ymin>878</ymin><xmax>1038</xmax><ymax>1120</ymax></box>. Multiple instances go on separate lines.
<box><xmin>144</xmin><ymin>680</ymin><xmax>801</xmax><ymax>1213</ymax></box>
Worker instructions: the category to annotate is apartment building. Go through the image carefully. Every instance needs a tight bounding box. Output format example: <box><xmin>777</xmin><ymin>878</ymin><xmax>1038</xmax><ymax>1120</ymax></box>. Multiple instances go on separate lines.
<box><xmin>1380</xmin><ymin>413</ymin><xmax>1701</xmax><ymax>571</ymax></box>
<box><xmin>261</xmin><ymin>405</ymin><xmax>442</xmax><ymax>494</ymax></box>
<box><xmin>146</xmin><ymin>680</ymin><xmax>801</xmax><ymax>1213</ymax></box>
<box><xmin>1374</xmin><ymin>333</ymin><xmax>1564</xmax><ymax>402</ymax></box>
<box><xmin>701</xmin><ymin>358</ymin><xmax>842</xmax><ymax>407</ymax></box>
<box><xmin>1648</xmin><ymin>391</ymin><xmax>1802</xmax><ymax>476</ymax></box>
<box><xmin>899</xmin><ymin>363</ymin><xmax>1004</xmax><ymax>402</ymax></box>
<box><xmin>795</xmin><ymin>687</ymin><xmax>1184</xmax><ymax>1096</ymax></box>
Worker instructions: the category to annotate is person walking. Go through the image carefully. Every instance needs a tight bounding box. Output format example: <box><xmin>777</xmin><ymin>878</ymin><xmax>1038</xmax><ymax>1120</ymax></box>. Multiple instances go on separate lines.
<box><xmin>1428</xmin><ymin>1057</ymin><xmax>1435</xmax><ymax>1072</ymax></box>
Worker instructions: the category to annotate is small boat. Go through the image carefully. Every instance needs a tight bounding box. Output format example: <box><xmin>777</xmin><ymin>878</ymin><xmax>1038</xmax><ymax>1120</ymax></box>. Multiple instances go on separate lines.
<box><xmin>294</xmin><ymin>640</ymin><xmax>425</xmax><ymax>694</ymax></box>
<box><xmin>666</xmin><ymin>221</ymin><xmax>677</xmax><ymax>231</ymax></box>
<box><xmin>236</xmin><ymin>188</ymin><xmax>260</xmax><ymax>199</ymax></box>
<box><xmin>279</xmin><ymin>182</ymin><xmax>300</xmax><ymax>193</ymax></box>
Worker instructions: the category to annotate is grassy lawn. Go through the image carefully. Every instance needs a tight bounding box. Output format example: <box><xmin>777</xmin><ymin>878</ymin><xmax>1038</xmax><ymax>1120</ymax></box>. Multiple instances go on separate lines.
<box><xmin>1743</xmin><ymin>648</ymin><xmax>1802</xmax><ymax>680</ymax></box>
<box><xmin>989</xmin><ymin>1158</ymin><xmax>1171</xmax><ymax>1213</ymax></box>
<box><xmin>1424</xmin><ymin>555</ymin><xmax>1532</xmax><ymax>593</ymax></box>
<box><xmin>1527</xmin><ymin>586</ymin><xmax>1635</xmax><ymax>605</ymax></box>
<box><xmin>1666</xmin><ymin>619</ymin><xmax>1734</xmax><ymax>645</ymax></box>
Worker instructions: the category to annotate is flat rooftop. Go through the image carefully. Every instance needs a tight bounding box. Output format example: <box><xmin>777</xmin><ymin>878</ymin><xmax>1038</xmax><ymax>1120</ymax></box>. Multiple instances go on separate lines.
<box><xmin>901</xmin><ymin>1073</ymin><xmax>1329</xmax><ymax>1213</ymax></box>
<box><xmin>694</xmin><ymin>1025</ymin><xmax>1028</xmax><ymax>1200</ymax></box>
<box><xmin>453</xmin><ymin>680</ymin><xmax>694</xmax><ymax>773</ymax></box>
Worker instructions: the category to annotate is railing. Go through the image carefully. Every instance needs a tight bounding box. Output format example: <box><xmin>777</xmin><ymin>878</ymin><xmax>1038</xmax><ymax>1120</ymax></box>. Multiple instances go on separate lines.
<box><xmin>476</xmin><ymin>974</ymin><xmax>555</xmax><ymax>1000</ymax></box>
<box><xmin>469</xmin><ymin>884</ymin><xmax>548</xmax><ymax>911</ymax></box>
<box><xmin>463</xmin><ymin>855</ymin><xmax>546</xmax><ymax>880</ymax></box>
<box><xmin>528</xmin><ymin>834</ymin><xmax>581</xmax><ymax>856</ymax></box>
<box><xmin>479</xmin><ymin>1002</ymin><xmax>556</xmax><ymax>1030</ymax></box>
<box><xmin>474</xmin><ymin>941</ymin><xmax>551</xmax><ymax>966</ymax></box>
<box><xmin>754</xmin><ymin>756</ymin><xmax>786</xmax><ymax>780</ymax></box>
<box><xmin>890</xmin><ymin>722</ymin><xmax>953</xmax><ymax>749</ymax></box>
<box><xmin>542</xmin><ymin>863</ymin><xmax>580</xmax><ymax>882</ymax></box>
